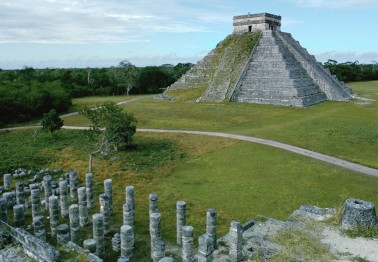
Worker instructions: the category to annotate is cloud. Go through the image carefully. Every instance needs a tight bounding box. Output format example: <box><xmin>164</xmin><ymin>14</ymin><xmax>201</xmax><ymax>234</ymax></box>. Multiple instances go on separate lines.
<box><xmin>0</xmin><ymin>0</ymin><xmax>230</xmax><ymax>44</ymax></box>
<box><xmin>293</xmin><ymin>0</ymin><xmax>378</xmax><ymax>9</ymax></box>
<box><xmin>315</xmin><ymin>51</ymin><xmax>378</xmax><ymax>64</ymax></box>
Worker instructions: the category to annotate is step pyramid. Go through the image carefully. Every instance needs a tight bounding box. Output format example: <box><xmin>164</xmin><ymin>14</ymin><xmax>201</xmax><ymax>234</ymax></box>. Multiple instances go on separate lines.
<box><xmin>166</xmin><ymin>14</ymin><xmax>353</xmax><ymax>107</ymax></box>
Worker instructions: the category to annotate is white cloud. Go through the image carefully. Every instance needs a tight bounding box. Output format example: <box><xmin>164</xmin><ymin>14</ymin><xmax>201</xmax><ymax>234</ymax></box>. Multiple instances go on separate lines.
<box><xmin>294</xmin><ymin>0</ymin><xmax>378</xmax><ymax>9</ymax></box>
<box><xmin>315</xmin><ymin>51</ymin><xmax>378</xmax><ymax>64</ymax></box>
<box><xmin>0</xmin><ymin>0</ymin><xmax>229</xmax><ymax>44</ymax></box>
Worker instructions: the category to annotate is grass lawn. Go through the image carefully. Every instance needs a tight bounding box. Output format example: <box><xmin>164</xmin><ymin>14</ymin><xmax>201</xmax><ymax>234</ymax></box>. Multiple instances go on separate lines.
<box><xmin>1</xmin><ymin>124</ymin><xmax>378</xmax><ymax>260</ymax></box>
<box><xmin>3</xmin><ymin>80</ymin><xmax>378</xmax><ymax>260</ymax></box>
<box><xmin>64</xmin><ymin>81</ymin><xmax>378</xmax><ymax>169</ymax></box>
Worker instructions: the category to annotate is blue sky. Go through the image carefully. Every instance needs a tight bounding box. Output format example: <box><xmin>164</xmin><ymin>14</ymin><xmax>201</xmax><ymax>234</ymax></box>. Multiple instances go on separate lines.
<box><xmin>0</xmin><ymin>0</ymin><xmax>377</xmax><ymax>69</ymax></box>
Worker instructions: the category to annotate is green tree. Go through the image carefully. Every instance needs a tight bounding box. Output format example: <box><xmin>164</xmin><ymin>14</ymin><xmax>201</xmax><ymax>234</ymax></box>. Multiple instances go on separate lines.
<box><xmin>41</xmin><ymin>109</ymin><xmax>63</xmax><ymax>134</ymax></box>
<box><xmin>81</xmin><ymin>102</ymin><xmax>137</xmax><ymax>172</ymax></box>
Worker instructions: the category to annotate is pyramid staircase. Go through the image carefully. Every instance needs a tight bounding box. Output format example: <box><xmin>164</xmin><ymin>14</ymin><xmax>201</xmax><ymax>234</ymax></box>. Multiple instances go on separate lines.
<box><xmin>166</xmin><ymin>30</ymin><xmax>353</xmax><ymax>107</ymax></box>
<box><xmin>231</xmin><ymin>31</ymin><xmax>328</xmax><ymax>106</ymax></box>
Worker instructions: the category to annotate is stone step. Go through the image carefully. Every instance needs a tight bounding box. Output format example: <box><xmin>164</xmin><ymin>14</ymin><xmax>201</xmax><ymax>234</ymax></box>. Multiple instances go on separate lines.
<box><xmin>232</xmin><ymin>92</ymin><xmax>327</xmax><ymax>107</ymax></box>
<box><xmin>249</xmin><ymin>61</ymin><xmax>302</xmax><ymax>70</ymax></box>
<box><xmin>246</xmin><ymin>69</ymin><xmax>309</xmax><ymax>78</ymax></box>
<box><xmin>254</xmin><ymin>46</ymin><xmax>282</xmax><ymax>53</ymax></box>
<box><xmin>237</xmin><ymin>85</ymin><xmax>323</xmax><ymax>98</ymax></box>
<box><xmin>242</xmin><ymin>77</ymin><xmax>315</xmax><ymax>88</ymax></box>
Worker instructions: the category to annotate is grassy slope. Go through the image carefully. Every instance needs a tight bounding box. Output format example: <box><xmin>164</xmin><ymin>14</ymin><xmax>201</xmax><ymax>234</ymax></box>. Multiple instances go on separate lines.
<box><xmin>65</xmin><ymin>81</ymin><xmax>378</xmax><ymax>168</ymax></box>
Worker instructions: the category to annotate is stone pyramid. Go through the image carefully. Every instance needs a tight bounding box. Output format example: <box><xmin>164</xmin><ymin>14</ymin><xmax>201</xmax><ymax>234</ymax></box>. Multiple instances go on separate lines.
<box><xmin>166</xmin><ymin>13</ymin><xmax>353</xmax><ymax>107</ymax></box>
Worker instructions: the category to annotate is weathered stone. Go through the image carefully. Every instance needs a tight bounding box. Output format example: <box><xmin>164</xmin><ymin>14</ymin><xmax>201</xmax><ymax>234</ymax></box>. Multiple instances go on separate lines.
<box><xmin>121</xmin><ymin>224</ymin><xmax>134</xmax><ymax>261</ymax></box>
<box><xmin>15</xmin><ymin>182</ymin><xmax>25</xmax><ymax>206</ymax></box>
<box><xmin>56</xmin><ymin>224</ymin><xmax>69</xmax><ymax>245</ymax></box>
<box><xmin>43</xmin><ymin>175</ymin><xmax>52</xmax><ymax>210</ymax></box>
<box><xmin>83</xmin><ymin>238</ymin><xmax>97</xmax><ymax>253</ymax></box>
<box><xmin>112</xmin><ymin>233</ymin><xmax>121</xmax><ymax>252</ymax></box>
<box><xmin>93</xmin><ymin>213</ymin><xmax>105</xmax><ymax>258</ymax></box>
<box><xmin>30</xmin><ymin>189</ymin><xmax>41</xmax><ymax>219</ymax></box>
<box><xmin>59</xmin><ymin>180</ymin><xmax>69</xmax><ymax>218</ymax></box>
<box><xmin>206</xmin><ymin>208</ymin><xmax>217</xmax><ymax>250</ymax></box>
<box><xmin>78</xmin><ymin>187</ymin><xmax>88</xmax><ymax>227</ymax></box>
<box><xmin>289</xmin><ymin>205</ymin><xmax>336</xmax><ymax>222</ymax></box>
<box><xmin>159</xmin><ymin>257</ymin><xmax>174</xmax><ymax>262</ymax></box>
<box><xmin>229</xmin><ymin>221</ymin><xmax>242</xmax><ymax>262</ymax></box>
<box><xmin>3</xmin><ymin>174</ymin><xmax>12</xmax><ymax>191</ymax></box>
<box><xmin>13</xmin><ymin>204</ymin><xmax>25</xmax><ymax>227</ymax></box>
<box><xmin>176</xmin><ymin>201</ymin><xmax>186</xmax><ymax>246</ymax></box>
<box><xmin>149</xmin><ymin>193</ymin><xmax>159</xmax><ymax>216</ymax></box>
<box><xmin>0</xmin><ymin>197</ymin><xmax>8</xmax><ymax>223</ymax></box>
<box><xmin>123</xmin><ymin>203</ymin><xmax>134</xmax><ymax>228</ymax></box>
<box><xmin>104</xmin><ymin>179</ymin><xmax>113</xmax><ymax>214</ymax></box>
<box><xmin>125</xmin><ymin>186</ymin><xmax>134</xmax><ymax>211</ymax></box>
<box><xmin>86</xmin><ymin>173</ymin><xmax>95</xmax><ymax>209</ymax></box>
<box><xmin>341</xmin><ymin>198</ymin><xmax>377</xmax><ymax>230</ymax></box>
<box><xmin>198</xmin><ymin>234</ymin><xmax>214</xmax><ymax>262</ymax></box>
<box><xmin>182</xmin><ymin>225</ymin><xmax>194</xmax><ymax>262</ymax></box>
<box><xmin>3</xmin><ymin>191</ymin><xmax>16</xmax><ymax>208</ymax></box>
<box><xmin>69</xmin><ymin>170</ymin><xmax>78</xmax><ymax>202</ymax></box>
<box><xmin>69</xmin><ymin>204</ymin><xmax>80</xmax><ymax>244</ymax></box>
<box><xmin>153</xmin><ymin>239</ymin><xmax>165</xmax><ymax>262</ymax></box>
<box><xmin>33</xmin><ymin>215</ymin><xmax>46</xmax><ymax>241</ymax></box>
<box><xmin>99</xmin><ymin>193</ymin><xmax>110</xmax><ymax>235</ymax></box>
<box><xmin>49</xmin><ymin>195</ymin><xmax>59</xmax><ymax>237</ymax></box>
<box><xmin>150</xmin><ymin>212</ymin><xmax>162</xmax><ymax>260</ymax></box>
<box><xmin>118</xmin><ymin>257</ymin><xmax>130</xmax><ymax>262</ymax></box>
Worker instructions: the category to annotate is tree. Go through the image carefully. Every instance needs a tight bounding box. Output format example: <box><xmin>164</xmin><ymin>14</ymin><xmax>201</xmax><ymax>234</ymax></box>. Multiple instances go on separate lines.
<box><xmin>41</xmin><ymin>109</ymin><xmax>63</xmax><ymax>134</ymax></box>
<box><xmin>111</xmin><ymin>60</ymin><xmax>138</xmax><ymax>95</ymax></box>
<box><xmin>81</xmin><ymin>102</ymin><xmax>137</xmax><ymax>173</ymax></box>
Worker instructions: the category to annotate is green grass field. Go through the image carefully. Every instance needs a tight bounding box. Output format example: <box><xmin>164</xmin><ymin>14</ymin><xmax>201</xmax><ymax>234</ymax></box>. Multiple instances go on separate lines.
<box><xmin>1</xmin><ymin>80</ymin><xmax>378</xmax><ymax>260</ymax></box>
<box><xmin>65</xmin><ymin>81</ymin><xmax>378</xmax><ymax>168</ymax></box>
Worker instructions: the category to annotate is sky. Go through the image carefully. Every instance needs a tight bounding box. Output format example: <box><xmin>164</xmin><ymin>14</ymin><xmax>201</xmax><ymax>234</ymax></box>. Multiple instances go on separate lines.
<box><xmin>0</xmin><ymin>0</ymin><xmax>378</xmax><ymax>69</ymax></box>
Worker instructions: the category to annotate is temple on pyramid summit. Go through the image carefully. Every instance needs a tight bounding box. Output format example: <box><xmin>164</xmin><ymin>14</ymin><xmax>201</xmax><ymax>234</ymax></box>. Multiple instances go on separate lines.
<box><xmin>166</xmin><ymin>13</ymin><xmax>354</xmax><ymax>107</ymax></box>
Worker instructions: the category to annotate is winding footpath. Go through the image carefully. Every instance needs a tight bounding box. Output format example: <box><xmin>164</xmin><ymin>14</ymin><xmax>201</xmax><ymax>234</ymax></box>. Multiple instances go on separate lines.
<box><xmin>1</xmin><ymin>96</ymin><xmax>378</xmax><ymax>177</ymax></box>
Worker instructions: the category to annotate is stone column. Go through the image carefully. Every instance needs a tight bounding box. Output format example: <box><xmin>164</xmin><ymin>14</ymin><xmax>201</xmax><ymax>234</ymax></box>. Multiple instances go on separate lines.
<box><xmin>56</xmin><ymin>224</ymin><xmax>70</xmax><ymax>245</ymax></box>
<box><xmin>104</xmin><ymin>179</ymin><xmax>113</xmax><ymax>214</ymax></box>
<box><xmin>33</xmin><ymin>215</ymin><xmax>46</xmax><ymax>241</ymax></box>
<box><xmin>69</xmin><ymin>170</ymin><xmax>78</xmax><ymax>202</ymax></box>
<box><xmin>86</xmin><ymin>173</ymin><xmax>95</xmax><ymax>209</ymax></box>
<box><xmin>206</xmin><ymin>208</ymin><xmax>217</xmax><ymax>249</ymax></box>
<box><xmin>198</xmin><ymin>234</ymin><xmax>214</xmax><ymax>262</ymax></box>
<box><xmin>121</xmin><ymin>224</ymin><xmax>134</xmax><ymax>261</ymax></box>
<box><xmin>341</xmin><ymin>198</ymin><xmax>377</xmax><ymax>229</ymax></box>
<box><xmin>83</xmin><ymin>238</ymin><xmax>96</xmax><ymax>253</ymax></box>
<box><xmin>153</xmin><ymin>239</ymin><xmax>165</xmax><ymax>262</ymax></box>
<box><xmin>15</xmin><ymin>183</ymin><xmax>25</xmax><ymax>206</ymax></box>
<box><xmin>112</xmin><ymin>233</ymin><xmax>121</xmax><ymax>252</ymax></box>
<box><xmin>13</xmin><ymin>204</ymin><xmax>25</xmax><ymax>227</ymax></box>
<box><xmin>93</xmin><ymin>213</ymin><xmax>105</xmax><ymax>258</ymax></box>
<box><xmin>182</xmin><ymin>225</ymin><xmax>194</xmax><ymax>262</ymax></box>
<box><xmin>149</xmin><ymin>193</ymin><xmax>159</xmax><ymax>216</ymax></box>
<box><xmin>59</xmin><ymin>180</ymin><xmax>69</xmax><ymax>218</ymax></box>
<box><xmin>125</xmin><ymin>186</ymin><xmax>134</xmax><ymax>211</ymax></box>
<box><xmin>3</xmin><ymin>174</ymin><xmax>11</xmax><ymax>191</ymax></box>
<box><xmin>229</xmin><ymin>221</ymin><xmax>242</xmax><ymax>262</ymax></box>
<box><xmin>31</xmin><ymin>189</ymin><xmax>41</xmax><ymax>219</ymax></box>
<box><xmin>176</xmin><ymin>201</ymin><xmax>186</xmax><ymax>246</ymax></box>
<box><xmin>150</xmin><ymin>212</ymin><xmax>162</xmax><ymax>260</ymax></box>
<box><xmin>99</xmin><ymin>193</ymin><xmax>110</xmax><ymax>235</ymax></box>
<box><xmin>43</xmin><ymin>175</ymin><xmax>52</xmax><ymax>210</ymax></box>
<box><xmin>123</xmin><ymin>203</ymin><xmax>134</xmax><ymax>228</ymax></box>
<box><xmin>49</xmin><ymin>195</ymin><xmax>59</xmax><ymax>237</ymax></box>
<box><xmin>0</xmin><ymin>197</ymin><xmax>8</xmax><ymax>223</ymax></box>
<box><xmin>78</xmin><ymin>187</ymin><xmax>88</xmax><ymax>227</ymax></box>
<box><xmin>69</xmin><ymin>204</ymin><xmax>80</xmax><ymax>244</ymax></box>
